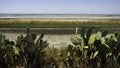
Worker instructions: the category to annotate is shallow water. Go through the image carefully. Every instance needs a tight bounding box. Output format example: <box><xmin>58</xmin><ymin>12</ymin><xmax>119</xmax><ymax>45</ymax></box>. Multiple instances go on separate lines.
<box><xmin>3</xmin><ymin>33</ymin><xmax>74</xmax><ymax>48</ymax></box>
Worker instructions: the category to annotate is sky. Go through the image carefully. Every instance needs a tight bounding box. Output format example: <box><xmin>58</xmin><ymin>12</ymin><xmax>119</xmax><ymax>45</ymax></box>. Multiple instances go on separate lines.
<box><xmin>0</xmin><ymin>0</ymin><xmax>120</xmax><ymax>14</ymax></box>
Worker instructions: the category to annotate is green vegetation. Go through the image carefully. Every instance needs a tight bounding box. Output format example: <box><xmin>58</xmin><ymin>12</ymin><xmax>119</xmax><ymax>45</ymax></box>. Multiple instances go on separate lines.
<box><xmin>0</xmin><ymin>28</ymin><xmax>49</xmax><ymax>68</ymax></box>
<box><xmin>0</xmin><ymin>28</ymin><xmax>120</xmax><ymax>68</ymax></box>
<box><xmin>70</xmin><ymin>28</ymin><xmax>120</xmax><ymax>68</ymax></box>
<box><xmin>0</xmin><ymin>20</ymin><xmax>120</xmax><ymax>28</ymax></box>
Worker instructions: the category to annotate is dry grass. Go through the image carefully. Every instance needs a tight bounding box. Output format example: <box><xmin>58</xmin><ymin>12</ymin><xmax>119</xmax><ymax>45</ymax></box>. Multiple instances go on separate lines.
<box><xmin>0</xmin><ymin>18</ymin><xmax>120</xmax><ymax>24</ymax></box>
<box><xmin>0</xmin><ymin>18</ymin><xmax>120</xmax><ymax>28</ymax></box>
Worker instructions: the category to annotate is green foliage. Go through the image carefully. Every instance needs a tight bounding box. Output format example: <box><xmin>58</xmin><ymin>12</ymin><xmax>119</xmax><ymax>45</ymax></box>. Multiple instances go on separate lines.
<box><xmin>0</xmin><ymin>27</ymin><xmax>120</xmax><ymax>68</ymax></box>
<box><xmin>0</xmin><ymin>31</ymin><xmax>49</xmax><ymax>68</ymax></box>
<box><xmin>1</xmin><ymin>20</ymin><xmax>120</xmax><ymax>28</ymax></box>
<box><xmin>96</xmin><ymin>31</ymin><xmax>102</xmax><ymax>40</ymax></box>
<box><xmin>88</xmin><ymin>34</ymin><xmax>96</xmax><ymax>45</ymax></box>
<box><xmin>0</xmin><ymin>33</ymin><xmax>15</xmax><ymax>68</ymax></box>
<box><xmin>67</xmin><ymin>45</ymin><xmax>73</xmax><ymax>56</ymax></box>
<box><xmin>102</xmin><ymin>31</ymin><xmax>108</xmax><ymax>37</ymax></box>
<box><xmin>70</xmin><ymin>27</ymin><xmax>120</xmax><ymax>68</ymax></box>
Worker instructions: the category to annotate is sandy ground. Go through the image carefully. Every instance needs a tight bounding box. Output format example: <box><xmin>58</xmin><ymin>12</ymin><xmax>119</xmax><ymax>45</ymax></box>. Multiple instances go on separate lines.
<box><xmin>4</xmin><ymin>33</ymin><xmax>74</xmax><ymax>48</ymax></box>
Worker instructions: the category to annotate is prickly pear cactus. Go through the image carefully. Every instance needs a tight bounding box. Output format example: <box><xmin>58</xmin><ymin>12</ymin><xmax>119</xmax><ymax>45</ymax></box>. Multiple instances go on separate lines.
<box><xmin>80</xmin><ymin>28</ymin><xmax>85</xmax><ymax>38</ymax></box>
<box><xmin>88</xmin><ymin>34</ymin><xmax>96</xmax><ymax>45</ymax></box>
<box><xmin>67</xmin><ymin>45</ymin><xmax>73</xmax><ymax>56</ymax></box>
<box><xmin>71</xmin><ymin>35</ymin><xmax>84</xmax><ymax>52</ymax></box>
<box><xmin>102</xmin><ymin>31</ymin><xmax>108</xmax><ymax>37</ymax></box>
<box><xmin>0</xmin><ymin>33</ymin><xmax>5</xmax><ymax>46</ymax></box>
<box><xmin>96</xmin><ymin>31</ymin><xmax>102</xmax><ymax>40</ymax></box>
<box><xmin>86</xmin><ymin>28</ymin><xmax>92</xmax><ymax>41</ymax></box>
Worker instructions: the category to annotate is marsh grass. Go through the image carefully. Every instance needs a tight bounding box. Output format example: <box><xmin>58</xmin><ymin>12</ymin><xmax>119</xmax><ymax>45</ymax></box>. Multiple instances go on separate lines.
<box><xmin>0</xmin><ymin>19</ymin><xmax>120</xmax><ymax>28</ymax></box>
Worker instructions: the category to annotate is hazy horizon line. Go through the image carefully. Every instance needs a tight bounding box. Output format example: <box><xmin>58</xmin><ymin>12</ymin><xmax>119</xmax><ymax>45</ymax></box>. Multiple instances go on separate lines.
<box><xmin>0</xmin><ymin>13</ymin><xmax>120</xmax><ymax>15</ymax></box>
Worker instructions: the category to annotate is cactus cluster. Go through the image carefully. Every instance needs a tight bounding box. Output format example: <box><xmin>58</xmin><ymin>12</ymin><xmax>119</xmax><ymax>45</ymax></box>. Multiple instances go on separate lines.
<box><xmin>70</xmin><ymin>28</ymin><xmax>120</xmax><ymax>68</ymax></box>
<box><xmin>0</xmin><ymin>27</ymin><xmax>120</xmax><ymax>68</ymax></box>
<box><xmin>0</xmin><ymin>28</ymin><xmax>49</xmax><ymax>68</ymax></box>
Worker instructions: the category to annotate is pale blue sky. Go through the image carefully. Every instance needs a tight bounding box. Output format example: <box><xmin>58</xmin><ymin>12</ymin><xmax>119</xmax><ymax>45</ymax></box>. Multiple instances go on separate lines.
<box><xmin>0</xmin><ymin>0</ymin><xmax>120</xmax><ymax>14</ymax></box>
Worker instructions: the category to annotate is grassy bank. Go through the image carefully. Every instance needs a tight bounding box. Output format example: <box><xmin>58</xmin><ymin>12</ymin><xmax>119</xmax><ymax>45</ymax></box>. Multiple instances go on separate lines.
<box><xmin>0</xmin><ymin>18</ymin><xmax>120</xmax><ymax>28</ymax></box>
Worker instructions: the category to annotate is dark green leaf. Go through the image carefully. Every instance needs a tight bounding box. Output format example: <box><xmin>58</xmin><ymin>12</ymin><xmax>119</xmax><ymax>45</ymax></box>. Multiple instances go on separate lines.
<box><xmin>102</xmin><ymin>31</ymin><xmax>108</xmax><ymax>37</ymax></box>
<box><xmin>40</xmin><ymin>33</ymin><xmax>44</xmax><ymax>39</ymax></box>
<box><xmin>31</xmin><ymin>33</ymin><xmax>37</xmax><ymax>41</ymax></box>
<box><xmin>68</xmin><ymin>45</ymin><xmax>73</xmax><ymax>52</ymax></box>
<box><xmin>86</xmin><ymin>28</ymin><xmax>92</xmax><ymax>40</ymax></box>
<box><xmin>80</xmin><ymin>28</ymin><xmax>85</xmax><ymax>38</ymax></box>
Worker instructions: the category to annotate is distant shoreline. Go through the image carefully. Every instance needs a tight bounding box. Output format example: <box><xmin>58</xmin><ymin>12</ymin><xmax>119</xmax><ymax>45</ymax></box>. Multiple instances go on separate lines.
<box><xmin>0</xmin><ymin>14</ymin><xmax>120</xmax><ymax>19</ymax></box>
